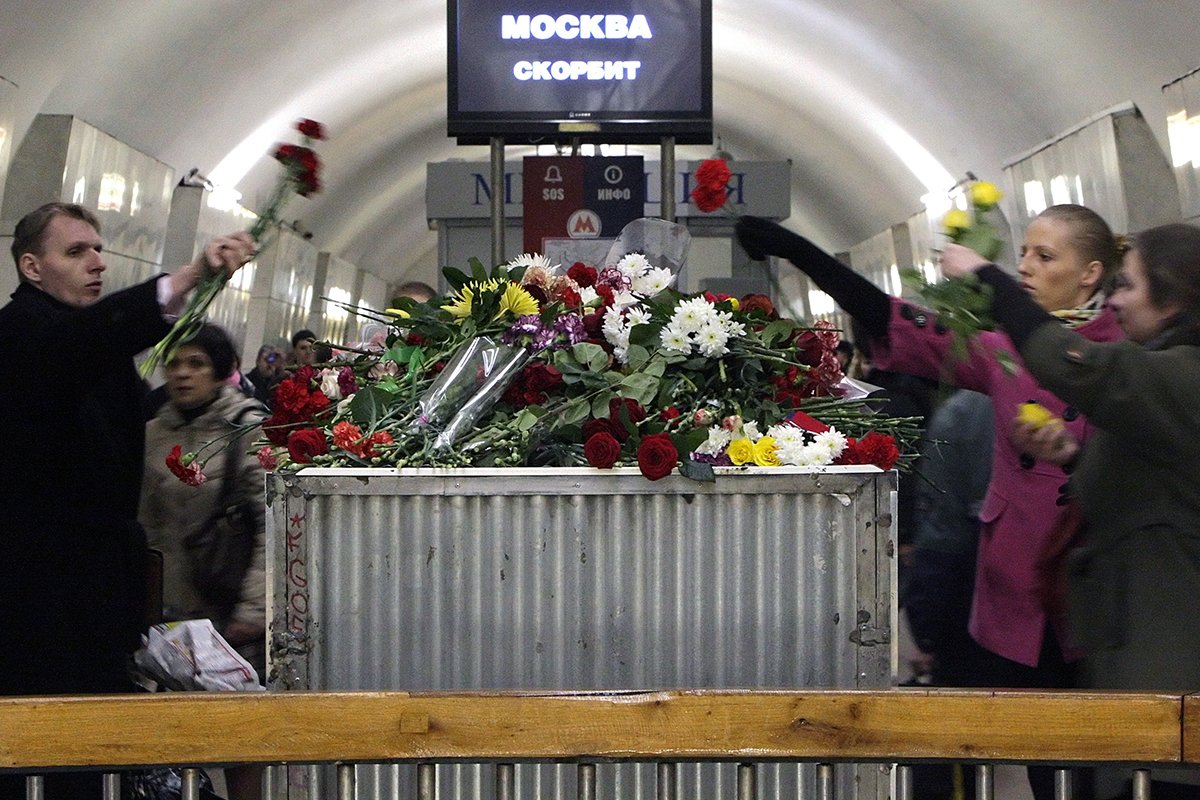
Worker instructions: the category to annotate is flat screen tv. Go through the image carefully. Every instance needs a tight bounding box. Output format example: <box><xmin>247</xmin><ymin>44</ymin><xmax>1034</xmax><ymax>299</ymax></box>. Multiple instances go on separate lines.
<box><xmin>447</xmin><ymin>0</ymin><xmax>713</xmax><ymax>144</ymax></box>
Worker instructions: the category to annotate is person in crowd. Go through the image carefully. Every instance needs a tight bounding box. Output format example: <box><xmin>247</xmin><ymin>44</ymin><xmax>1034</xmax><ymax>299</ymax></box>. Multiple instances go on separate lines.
<box><xmin>0</xmin><ymin>202</ymin><xmax>254</xmax><ymax>800</ymax></box>
<box><xmin>290</xmin><ymin>328</ymin><xmax>317</xmax><ymax>367</ymax></box>
<box><xmin>834</xmin><ymin>339</ymin><xmax>855</xmax><ymax>374</ymax></box>
<box><xmin>139</xmin><ymin>323</ymin><xmax>266</xmax><ymax>800</ymax></box>
<box><xmin>395</xmin><ymin>279</ymin><xmax>436</xmax><ymax>303</ymax></box>
<box><xmin>245</xmin><ymin>345</ymin><xmax>286</xmax><ymax>407</ymax></box>
<box><xmin>943</xmin><ymin>223</ymin><xmax>1200</xmax><ymax>799</ymax></box>
<box><xmin>904</xmin><ymin>389</ymin><xmax>993</xmax><ymax>800</ymax></box>
<box><xmin>736</xmin><ymin>204</ymin><xmax>1123</xmax><ymax>800</ymax></box>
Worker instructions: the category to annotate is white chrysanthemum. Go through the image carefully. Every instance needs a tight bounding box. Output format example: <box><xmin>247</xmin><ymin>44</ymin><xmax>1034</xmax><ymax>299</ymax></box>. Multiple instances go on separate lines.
<box><xmin>632</xmin><ymin>267</ymin><xmax>674</xmax><ymax>296</ymax></box>
<box><xmin>796</xmin><ymin>442</ymin><xmax>835</xmax><ymax>467</ymax></box>
<box><xmin>609</xmin><ymin>326</ymin><xmax>631</xmax><ymax>351</ymax></box>
<box><xmin>578</xmin><ymin>285</ymin><xmax>600</xmax><ymax>306</ymax></box>
<box><xmin>768</xmin><ymin>423</ymin><xmax>807</xmax><ymax>449</ymax></box>
<box><xmin>695</xmin><ymin>322</ymin><xmax>731</xmax><ymax>357</ymax></box>
<box><xmin>507</xmin><ymin>253</ymin><xmax>558</xmax><ymax>271</ymax></box>
<box><xmin>616</xmin><ymin>252</ymin><xmax>652</xmax><ymax>277</ymax></box>
<box><xmin>601</xmin><ymin>305</ymin><xmax>626</xmax><ymax>336</ymax></box>
<box><xmin>660</xmin><ymin>325</ymin><xmax>693</xmax><ymax>355</ymax></box>
<box><xmin>694</xmin><ymin>425</ymin><xmax>733</xmax><ymax>456</ymax></box>
<box><xmin>671</xmin><ymin>297</ymin><xmax>716</xmax><ymax>334</ymax></box>
<box><xmin>626</xmin><ymin>306</ymin><xmax>653</xmax><ymax>327</ymax></box>
<box><xmin>775</xmin><ymin>441</ymin><xmax>807</xmax><ymax>466</ymax></box>
<box><xmin>812</xmin><ymin>429</ymin><xmax>848</xmax><ymax>459</ymax></box>
<box><xmin>742</xmin><ymin>420</ymin><xmax>762</xmax><ymax>441</ymax></box>
<box><xmin>612</xmin><ymin>346</ymin><xmax>629</xmax><ymax>364</ymax></box>
<box><xmin>716</xmin><ymin>310</ymin><xmax>747</xmax><ymax>338</ymax></box>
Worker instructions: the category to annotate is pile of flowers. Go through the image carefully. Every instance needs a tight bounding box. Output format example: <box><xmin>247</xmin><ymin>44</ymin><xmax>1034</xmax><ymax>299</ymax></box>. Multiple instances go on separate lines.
<box><xmin>176</xmin><ymin>227</ymin><xmax>922</xmax><ymax>484</ymax></box>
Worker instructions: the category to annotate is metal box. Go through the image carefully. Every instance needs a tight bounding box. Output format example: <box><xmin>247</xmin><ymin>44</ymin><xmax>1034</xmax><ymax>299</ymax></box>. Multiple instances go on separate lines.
<box><xmin>266</xmin><ymin>466</ymin><xmax>898</xmax><ymax>799</ymax></box>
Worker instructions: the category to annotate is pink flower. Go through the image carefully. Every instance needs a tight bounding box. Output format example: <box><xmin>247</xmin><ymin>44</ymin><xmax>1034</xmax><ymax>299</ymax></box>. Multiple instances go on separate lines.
<box><xmin>256</xmin><ymin>446</ymin><xmax>279</xmax><ymax>471</ymax></box>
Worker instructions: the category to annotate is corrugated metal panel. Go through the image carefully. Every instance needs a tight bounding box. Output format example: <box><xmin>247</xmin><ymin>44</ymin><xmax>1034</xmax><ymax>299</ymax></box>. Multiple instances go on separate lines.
<box><xmin>267</xmin><ymin>466</ymin><xmax>896</xmax><ymax>800</ymax></box>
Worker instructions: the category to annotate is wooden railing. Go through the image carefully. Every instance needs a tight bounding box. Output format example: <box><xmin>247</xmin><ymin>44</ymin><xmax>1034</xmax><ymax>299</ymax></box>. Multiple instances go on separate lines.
<box><xmin>2</xmin><ymin>688</ymin><xmax>1199</xmax><ymax>797</ymax></box>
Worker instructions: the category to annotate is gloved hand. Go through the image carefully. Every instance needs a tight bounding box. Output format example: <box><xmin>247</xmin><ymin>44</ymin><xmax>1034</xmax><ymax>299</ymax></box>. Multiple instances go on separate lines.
<box><xmin>736</xmin><ymin>215</ymin><xmax>807</xmax><ymax>262</ymax></box>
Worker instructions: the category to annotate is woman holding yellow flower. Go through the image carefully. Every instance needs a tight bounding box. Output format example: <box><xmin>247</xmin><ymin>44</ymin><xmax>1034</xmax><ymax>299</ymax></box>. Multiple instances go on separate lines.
<box><xmin>736</xmin><ymin>202</ymin><xmax>1123</xmax><ymax>800</ymax></box>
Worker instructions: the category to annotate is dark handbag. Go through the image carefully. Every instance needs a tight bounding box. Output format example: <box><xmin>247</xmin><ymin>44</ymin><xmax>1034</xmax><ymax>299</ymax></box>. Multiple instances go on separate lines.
<box><xmin>1035</xmin><ymin>496</ymin><xmax>1088</xmax><ymax>621</ymax></box>
<box><xmin>182</xmin><ymin>438</ymin><xmax>256</xmax><ymax>617</ymax></box>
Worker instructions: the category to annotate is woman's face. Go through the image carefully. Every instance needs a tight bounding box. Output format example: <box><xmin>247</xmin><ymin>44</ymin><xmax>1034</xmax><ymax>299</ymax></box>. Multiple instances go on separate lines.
<box><xmin>165</xmin><ymin>344</ymin><xmax>224</xmax><ymax>409</ymax></box>
<box><xmin>1017</xmin><ymin>216</ymin><xmax>1101</xmax><ymax>312</ymax></box>
<box><xmin>1109</xmin><ymin>248</ymin><xmax>1179</xmax><ymax>344</ymax></box>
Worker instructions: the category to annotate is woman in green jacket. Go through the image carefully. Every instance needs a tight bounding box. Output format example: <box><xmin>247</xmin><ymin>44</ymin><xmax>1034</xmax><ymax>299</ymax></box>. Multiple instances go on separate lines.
<box><xmin>943</xmin><ymin>222</ymin><xmax>1200</xmax><ymax>797</ymax></box>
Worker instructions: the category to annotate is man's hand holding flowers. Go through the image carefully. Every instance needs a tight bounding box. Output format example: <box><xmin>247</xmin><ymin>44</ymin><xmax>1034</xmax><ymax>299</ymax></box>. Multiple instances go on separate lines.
<box><xmin>164</xmin><ymin>231</ymin><xmax>257</xmax><ymax>315</ymax></box>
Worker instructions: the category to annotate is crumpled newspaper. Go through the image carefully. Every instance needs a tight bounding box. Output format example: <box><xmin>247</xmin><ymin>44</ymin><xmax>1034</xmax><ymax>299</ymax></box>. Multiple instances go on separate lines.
<box><xmin>133</xmin><ymin>620</ymin><xmax>263</xmax><ymax>692</ymax></box>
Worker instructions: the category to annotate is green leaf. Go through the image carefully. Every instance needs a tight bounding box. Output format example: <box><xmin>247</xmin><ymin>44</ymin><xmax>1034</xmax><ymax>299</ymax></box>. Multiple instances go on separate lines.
<box><xmin>469</xmin><ymin>257</ymin><xmax>490</xmax><ymax>282</ymax></box>
<box><xmin>678</xmin><ymin>457</ymin><xmax>716</xmax><ymax>483</ymax></box>
<box><xmin>619</xmin><ymin>372</ymin><xmax>661</xmax><ymax>406</ymax></box>
<box><xmin>560</xmin><ymin>397</ymin><xmax>592</xmax><ymax>425</ymax></box>
<box><xmin>348</xmin><ymin>385</ymin><xmax>399</xmax><ymax>427</ymax></box>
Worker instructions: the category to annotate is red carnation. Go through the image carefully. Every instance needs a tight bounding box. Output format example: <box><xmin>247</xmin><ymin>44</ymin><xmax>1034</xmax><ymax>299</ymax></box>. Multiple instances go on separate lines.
<box><xmin>636</xmin><ymin>433</ymin><xmax>678</xmax><ymax>481</ymax></box>
<box><xmin>608</xmin><ymin>397</ymin><xmax>647</xmax><ymax>424</ymax></box>
<box><xmin>690</xmin><ymin>159</ymin><xmax>732</xmax><ymax>213</ymax></box>
<box><xmin>584</xmin><ymin>431</ymin><xmax>622</xmax><ymax>469</ymax></box>
<box><xmin>296</xmin><ymin>118</ymin><xmax>327</xmax><ymax>140</ymax></box>
<box><xmin>567</xmin><ymin>262</ymin><xmax>598</xmax><ymax>288</ymax></box>
<box><xmin>287</xmin><ymin>428</ymin><xmax>328</xmax><ymax>464</ymax></box>
<box><xmin>835</xmin><ymin>432</ymin><xmax>900</xmax><ymax>471</ymax></box>
<box><xmin>165</xmin><ymin>444</ymin><xmax>207</xmax><ymax>486</ymax></box>
<box><xmin>659</xmin><ymin>405</ymin><xmax>682</xmax><ymax>422</ymax></box>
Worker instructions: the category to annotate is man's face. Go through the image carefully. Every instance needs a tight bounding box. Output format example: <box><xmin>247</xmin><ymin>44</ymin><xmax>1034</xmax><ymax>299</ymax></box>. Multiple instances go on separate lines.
<box><xmin>19</xmin><ymin>215</ymin><xmax>106</xmax><ymax>307</ymax></box>
<box><xmin>293</xmin><ymin>338</ymin><xmax>315</xmax><ymax>366</ymax></box>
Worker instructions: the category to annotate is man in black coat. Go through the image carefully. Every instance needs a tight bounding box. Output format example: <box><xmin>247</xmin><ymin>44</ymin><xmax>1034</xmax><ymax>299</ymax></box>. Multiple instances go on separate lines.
<box><xmin>0</xmin><ymin>202</ymin><xmax>254</xmax><ymax>799</ymax></box>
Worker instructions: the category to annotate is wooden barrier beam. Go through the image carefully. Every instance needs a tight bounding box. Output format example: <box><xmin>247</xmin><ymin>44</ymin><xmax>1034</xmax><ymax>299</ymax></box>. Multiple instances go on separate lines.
<box><xmin>1182</xmin><ymin>693</ymin><xmax>1200</xmax><ymax>763</ymax></box>
<box><xmin>0</xmin><ymin>689</ymin><xmax>1184</xmax><ymax>771</ymax></box>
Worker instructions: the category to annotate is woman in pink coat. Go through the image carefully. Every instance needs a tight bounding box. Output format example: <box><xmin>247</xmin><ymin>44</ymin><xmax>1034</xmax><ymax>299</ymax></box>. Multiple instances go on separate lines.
<box><xmin>737</xmin><ymin>204</ymin><xmax>1123</xmax><ymax>800</ymax></box>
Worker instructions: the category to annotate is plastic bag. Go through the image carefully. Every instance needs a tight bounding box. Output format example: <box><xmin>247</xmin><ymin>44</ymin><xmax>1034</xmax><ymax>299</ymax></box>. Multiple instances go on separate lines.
<box><xmin>133</xmin><ymin>620</ymin><xmax>263</xmax><ymax>692</ymax></box>
<box><xmin>125</xmin><ymin>767</ymin><xmax>222</xmax><ymax>800</ymax></box>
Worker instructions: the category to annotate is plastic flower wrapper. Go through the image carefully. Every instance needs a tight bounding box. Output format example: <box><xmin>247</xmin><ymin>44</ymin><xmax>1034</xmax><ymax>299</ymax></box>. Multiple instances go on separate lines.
<box><xmin>410</xmin><ymin>335</ymin><xmax>530</xmax><ymax>444</ymax></box>
<box><xmin>604</xmin><ymin>217</ymin><xmax>691</xmax><ymax>278</ymax></box>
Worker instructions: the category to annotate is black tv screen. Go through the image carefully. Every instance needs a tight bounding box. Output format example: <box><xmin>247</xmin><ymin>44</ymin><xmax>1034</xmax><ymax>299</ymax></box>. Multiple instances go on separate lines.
<box><xmin>447</xmin><ymin>0</ymin><xmax>713</xmax><ymax>144</ymax></box>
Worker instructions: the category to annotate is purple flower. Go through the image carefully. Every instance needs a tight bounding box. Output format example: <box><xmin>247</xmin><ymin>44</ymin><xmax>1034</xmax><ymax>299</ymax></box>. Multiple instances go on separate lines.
<box><xmin>337</xmin><ymin>366</ymin><xmax>358</xmax><ymax>398</ymax></box>
<box><xmin>553</xmin><ymin>313</ymin><xmax>586</xmax><ymax>347</ymax></box>
<box><xmin>502</xmin><ymin>315</ymin><xmax>545</xmax><ymax>347</ymax></box>
<box><xmin>532</xmin><ymin>328</ymin><xmax>557</xmax><ymax>351</ymax></box>
<box><xmin>597</xmin><ymin>266</ymin><xmax>631</xmax><ymax>291</ymax></box>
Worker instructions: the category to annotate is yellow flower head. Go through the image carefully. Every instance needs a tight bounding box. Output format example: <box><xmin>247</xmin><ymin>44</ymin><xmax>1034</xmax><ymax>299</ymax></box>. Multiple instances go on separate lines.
<box><xmin>752</xmin><ymin>436</ymin><xmax>780</xmax><ymax>467</ymax></box>
<box><xmin>442</xmin><ymin>279</ymin><xmax>500</xmax><ymax>320</ymax></box>
<box><xmin>969</xmin><ymin>181</ymin><xmax>1003</xmax><ymax>210</ymax></box>
<box><xmin>498</xmin><ymin>282</ymin><xmax>540</xmax><ymax>318</ymax></box>
<box><xmin>942</xmin><ymin>208</ymin><xmax>971</xmax><ymax>234</ymax></box>
<box><xmin>729</xmin><ymin>297</ymin><xmax>741</xmax><ymax>311</ymax></box>
<box><xmin>727</xmin><ymin>438</ymin><xmax>754</xmax><ymax>466</ymax></box>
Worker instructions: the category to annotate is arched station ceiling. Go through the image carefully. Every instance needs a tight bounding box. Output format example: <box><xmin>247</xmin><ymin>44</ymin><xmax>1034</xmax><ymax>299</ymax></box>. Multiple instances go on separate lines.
<box><xmin>1</xmin><ymin>0</ymin><xmax>1197</xmax><ymax>286</ymax></box>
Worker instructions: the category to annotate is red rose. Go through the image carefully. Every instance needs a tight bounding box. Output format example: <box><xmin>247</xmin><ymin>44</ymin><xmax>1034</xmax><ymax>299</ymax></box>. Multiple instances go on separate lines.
<box><xmin>287</xmin><ymin>428</ymin><xmax>328</xmax><ymax>464</ymax></box>
<box><xmin>636</xmin><ymin>433</ymin><xmax>678</xmax><ymax>481</ymax></box>
<box><xmin>263</xmin><ymin>412</ymin><xmax>294</xmax><ymax>445</ymax></box>
<box><xmin>582</xmin><ymin>311</ymin><xmax>605</xmax><ymax>337</ymax></box>
<box><xmin>659</xmin><ymin>406</ymin><xmax>681</xmax><ymax>422</ymax></box>
<box><xmin>792</xmin><ymin>330</ymin><xmax>826</xmax><ymax>366</ymax></box>
<box><xmin>296</xmin><ymin>118</ymin><xmax>327</xmax><ymax>140</ymax></box>
<box><xmin>567</xmin><ymin>262</ymin><xmax>598</xmax><ymax>288</ymax></box>
<box><xmin>584</xmin><ymin>431</ymin><xmax>622</xmax><ymax>469</ymax></box>
<box><xmin>608</xmin><ymin>397</ymin><xmax>647</xmax><ymax>424</ymax></box>
<box><xmin>583</xmin><ymin>417</ymin><xmax>626</xmax><ymax>443</ymax></box>
<box><xmin>740</xmin><ymin>293</ymin><xmax>776</xmax><ymax>318</ymax></box>
<box><xmin>690</xmin><ymin>159</ymin><xmax>732</xmax><ymax>213</ymax></box>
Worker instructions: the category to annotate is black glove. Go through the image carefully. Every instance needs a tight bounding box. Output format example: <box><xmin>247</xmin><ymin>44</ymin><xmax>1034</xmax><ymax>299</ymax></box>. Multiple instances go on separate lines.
<box><xmin>735</xmin><ymin>216</ymin><xmax>892</xmax><ymax>338</ymax></box>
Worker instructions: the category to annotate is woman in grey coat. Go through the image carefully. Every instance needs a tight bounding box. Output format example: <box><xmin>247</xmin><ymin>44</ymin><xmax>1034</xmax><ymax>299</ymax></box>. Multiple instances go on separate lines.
<box><xmin>943</xmin><ymin>223</ymin><xmax>1200</xmax><ymax>797</ymax></box>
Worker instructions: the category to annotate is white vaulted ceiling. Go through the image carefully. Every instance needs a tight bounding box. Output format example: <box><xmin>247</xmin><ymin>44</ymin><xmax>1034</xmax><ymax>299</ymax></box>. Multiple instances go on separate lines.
<box><xmin>1</xmin><ymin>0</ymin><xmax>1197</xmax><ymax>286</ymax></box>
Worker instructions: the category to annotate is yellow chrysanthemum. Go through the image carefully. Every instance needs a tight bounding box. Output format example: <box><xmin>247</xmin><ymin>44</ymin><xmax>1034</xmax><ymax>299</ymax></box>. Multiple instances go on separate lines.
<box><xmin>729</xmin><ymin>297</ymin><xmax>741</xmax><ymax>311</ymax></box>
<box><xmin>727</xmin><ymin>438</ymin><xmax>754</xmax><ymax>466</ymax></box>
<box><xmin>969</xmin><ymin>181</ymin><xmax>1003</xmax><ymax>210</ymax></box>
<box><xmin>442</xmin><ymin>279</ymin><xmax>500</xmax><ymax>320</ymax></box>
<box><xmin>498</xmin><ymin>282</ymin><xmax>540</xmax><ymax>318</ymax></box>
<box><xmin>942</xmin><ymin>208</ymin><xmax>971</xmax><ymax>234</ymax></box>
<box><xmin>752</xmin><ymin>436</ymin><xmax>780</xmax><ymax>467</ymax></box>
<box><xmin>384</xmin><ymin>307</ymin><xmax>410</xmax><ymax>319</ymax></box>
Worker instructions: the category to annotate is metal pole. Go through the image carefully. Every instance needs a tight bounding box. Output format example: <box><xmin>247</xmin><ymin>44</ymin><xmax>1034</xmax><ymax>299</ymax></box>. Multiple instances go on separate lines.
<box><xmin>496</xmin><ymin>763</ymin><xmax>515</xmax><ymax>800</ymax></box>
<box><xmin>490</xmin><ymin>137</ymin><xmax>506</xmax><ymax>266</ymax></box>
<box><xmin>895</xmin><ymin>765</ymin><xmax>913</xmax><ymax>800</ymax></box>
<box><xmin>577</xmin><ymin>763</ymin><xmax>596</xmax><ymax>800</ymax></box>
<box><xmin>1054</xmin><ymin>767</ymin><xmax>1073</xmax><ymax>800</ymax></box>
<box><xmin>417</xmin><ymin>763</ymin><xmax>437</xmax><ymax>800</ymax></box>
<box><xmin>102</xmin><ymin>772</ymin><xmax>120</xmax><ymax>800</ymax></box>
<box><xmin>1131</xmin><ymin>769</ymin><xmax>1151</xmax><ymax>800</ymax></box>
<box><xmin>337</xmin><ymin>762</ymin><xmax>356</xmax><ymax>800</ymax></box>
<box><xmin>24</xmin><ymin>775</ymin><xmax>43</xmax><ymax>800</ymax></box>
<box><xmin>660</xmin><ymin>136</ymin><xmax>676</xmax><ymax>222</ymax></box>
<box><xmin>657</xmin><ymin>762</ymin><xmax>678</xmax><ymax>800</ymax></box>
<box><xmin>975</xmin><ymin>764</ymin><xmax>994</xmax><ymax>800</ymax></box>
<box><xmin>180</xmin><ymin>768</ymin><xmax>201</xmax><ymax>800</ymax></box>
<box><xmin>736</xmin><ymin>763</ymin><xmax>756</xmax><ymax>800</ymax></box>
<box><xmin>815</xmin><ymin>763</ymin><xmax>835</xmax><ymax>800</ymax></box>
